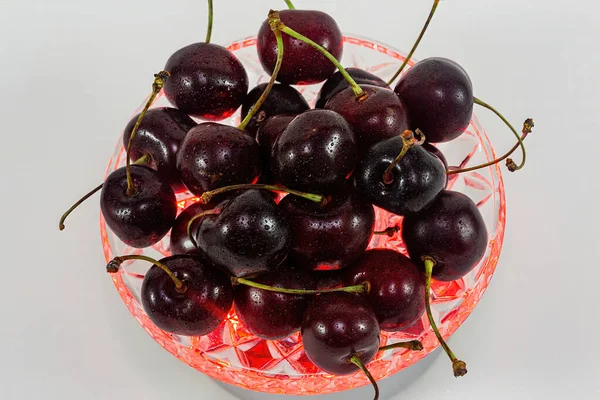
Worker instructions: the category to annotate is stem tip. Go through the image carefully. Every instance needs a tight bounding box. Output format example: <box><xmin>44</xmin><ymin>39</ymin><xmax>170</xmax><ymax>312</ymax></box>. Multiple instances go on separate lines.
<box><xmin>452</xmin><ymin>359</ymin><xmax>468</xmax><ymax>377</ymax></box>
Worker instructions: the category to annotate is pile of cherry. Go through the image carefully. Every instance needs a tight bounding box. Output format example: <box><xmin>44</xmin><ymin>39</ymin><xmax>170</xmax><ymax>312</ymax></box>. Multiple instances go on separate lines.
<box><xmin>60</xmin><ymin>1</ymin><xmax>533</xmax><ymax>398</ymax></box>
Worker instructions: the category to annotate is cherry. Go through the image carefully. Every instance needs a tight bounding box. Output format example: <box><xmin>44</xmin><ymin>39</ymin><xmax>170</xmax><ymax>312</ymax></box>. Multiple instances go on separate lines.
<box><xmin>422</xmin><ymin>142</ymin><xmax>448</xmax><ymax>169</ymax></box>
<box><xmin>256</xmin><ymin>114</ymin><xmax>297</xmax><ymax>185</ymax></box>
<box><xmin>403</xmin><ymin>190</ymin><xmax>488</xmax><ymax>281</ymax></box>
<box><xmin>354</xmin><ymin>130</ymin><xmax>446</xmax><ymax>216</ymax></box>
<box><xmin>258</xmin><ymin>9</ymin><xmax>342</xmax><ymax>85</ymax></box>
<box><xmin>100</xmin><ymin>165</ymin><xmax>177</xmax><ymax>248</ymax></box>
<box><xmin>316</xmin><ymin>67</ymin><xmax>388</xmax><ymax>109</ymax></box>
<box><xmin>279</xmin><ymin>188</ymin><xmax>375</xmax><ymax>270</ymax></box>
<box><xmin>240</xmin><ymin>83</ymin><xmax>308</xmax><ymax>136</ymax></box>
<box><xmin>344</xmin><ymin>249</ymin><xmax>425</xmax><ymax>332</ymax></box>
<box><xmin>301</xmin><ymin>292</ymin><xmax>380</xmax><ymax>398</ymax></box>
<box><xmin>271</xmin><ymin>109</ymin><xmax>357</xmax><ymax>193</ymax></box>
<box><xmin>108</xmin><ymin>254</ymin><xmax>233</xmax><ymax>336</ymax></box>
<box><xmin>122</xmin><ymin>107</ymin><xmax>196</xmax><ymax>193</ymax></box>
<box><xmin>233</xmin><ymin>267</ymin><xmax>317</xmax><ymax>340</ymax></box>
<box><xmin>169</xmin><ymin>201</ymin><xmax>224</xmax><ymax>256</ymax></box>
<box><xmin>195</xmin><ymin>189</ymin><xmax>291</xmax><ymax>278</ymax></box>
<box><xmin>325</xmin><ymin>85</ymin><xmax>410</xmax><ymax>153</ymax></box>
<box><xmin>176</xmin><ymin>123</ymin><xmax>261</xmax><ymax>196</ymax></box>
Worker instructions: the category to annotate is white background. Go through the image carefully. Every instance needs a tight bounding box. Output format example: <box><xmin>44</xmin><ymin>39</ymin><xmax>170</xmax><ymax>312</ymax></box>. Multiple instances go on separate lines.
<box><xmin>1</xmin><ymin>0</ymin><xmax>599</xmax><ymax>399</ymax></box>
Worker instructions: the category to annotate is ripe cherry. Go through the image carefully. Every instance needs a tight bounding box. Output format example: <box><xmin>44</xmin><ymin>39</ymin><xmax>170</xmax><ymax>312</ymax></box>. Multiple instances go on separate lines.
<box><xmin>169</xmin><ymin>202</ymin><xmax>210</xmax><ymax>256</ymax></box>
<box><xmin>316</xmin><ymin>67</ymin><xmax>388</xmax><ymax>108</ymax></box>
<box><xmin>422</xmin><ymin>142</ymin><xmax>448</xmax><ymax>169</ymax></box>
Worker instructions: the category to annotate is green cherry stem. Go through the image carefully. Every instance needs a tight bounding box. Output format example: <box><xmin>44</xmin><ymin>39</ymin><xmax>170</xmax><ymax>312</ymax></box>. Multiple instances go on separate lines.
<box><xmin>276</xmin><ymin>20</ymin><xmax>366</xmax><ymax>100</ymax></box>
<box><xmin>58</xmin><ymin>154</ymin><xmax>152</xmax><ymax>231</ymax></box>
<box><xmin>373</xmin><ymin>226</ymin><xmax>400</xmax><ymax>237</ymax></box>
<box><xmin>382</xmin><ymin>129</ymin><xmax>425</xmax><ymax>184</ymax></box>
<box><xmin>125</xmin><ymin>71</ymin><xmax>170</xmax><ymax>196</ymax></box>
<box><xmin>238</xmin><ymin>10</ymin><xmax>284</xmax><ymax>131</ymax></box>
<box><xmin>283</xmin><ymin>0</ymin><xmax>296</xmax><ymax>10</ymax></box>
<box><xmin>205</xmin><ymin>0</ymin><xmax>213</xmax><ymax>43</ymax></box>
<box><xmin>350</xmin><ymin>355</ymin><xmax>379</xmax><ymax>400</ymax></box>
<box><xmin>447</xmin><ymin>116</ymin><xmax>534</xmax><ymax>175</ymax></box>
<box><xmin>201</xmin><ymin>184</ymin><xmax>325</xmax><ymax>205</ymax></box>
<box><xmin>379</xmin><ymin>340</ymin><xmax>424</xmax><ymax>352</ymax></box>
<box><xmin>232</xmin><ymin>277</ymin><xmax>370</xmax><ymax>295</ymax></box>
<box><xmin>186</xmin><ymin>209</ymin><xmax>221</xmax><ymax>249</ymax></box>
<box><xmin>107</xmin><ymin>255</ymin><xmax>186</xmax><ymax>293</ymax></box>
<box><xmin>387</xmin><ymin>0</ymin><xmax>441</xmax><ymax>85</ymax></box>
<box><xmin>423</xmin><ymin>256</ymin><xmax>467</xmax><ymax>377</ymax></box>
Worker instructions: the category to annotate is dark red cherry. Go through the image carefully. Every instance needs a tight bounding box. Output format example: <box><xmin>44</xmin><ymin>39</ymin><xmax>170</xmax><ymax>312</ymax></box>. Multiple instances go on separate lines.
<box><xmin>402</xmin><ymin>190</ymin><xmax>488</xmax><ymax>281</ymax></box>
<box><xmin>195</xmin><ymin>189</ymin><xmax>291</xmax><ymax>278</ymax></box>
<box><xmin>233</xmin><ymin>267</ymin><xmax>316</xmax><ymax>340</ymax></box>
<box><xmin>176</xmin><ymin>123</ymin><xmax>260</xmax><ymax>196</ymax></box>
<box><xmin>257</xmin><ymin>9</ymin><xmax>343</xmax><ymax>85</ymax></box>
<box><xmin>344</xmin><ymin>249</ymin><xmax>425</xmax><ymax>332</ymax></box>
<box><xmin>325</xmin><ymin>85</ymin><xmax>410</xmax><ymax>154</ymax></box>
<box><xmin>100</xmin><ymin>165</ymin><xmax>176</xmax><ymax>248</ymax></box>
<box><xmin>141</xmin><ymin>255</ymin><xmax>233</xmax><ymax>336</ymax></box>
<box><xmin>256</xmin><ymin>114</ymin><xmax>297</xmax><ymax>185</ymax></box>
<box><xmin>316</xmin><ymin>67</ymin><xmax>388</xmax><ymax>108</ymax></box>
<box><xmin>394</xmin><ymin>57</ymin><xmax>473</xmax><ymax>143</ymax></box>
<box><xmin>123</xmin><ymin>107</ymin><xmax>196</xmax><ymax>193</ymax></box>
<box><xmin>354</xmin><ymin>137</ymin><xmax>446</xmax><ymax>215</ymax></box>
<box><xmin>279</xmin><ymin>189</ymin><xmax>375</xmax><ymax>270</ymax></box>
<box><xmin>163</xmin><ymin>43</ymin><xmax>248</xmax><ymax>120</ymax></box>
<box><xmin>301</xmin><ymin>292</ymin><xmax>380</xmax><ymax>375</ymax></box>
<box><xmin>271</xmin><ymin>109</ymin><xmax>357</xmax><ymax>193</ymax></box>
<box><xmin>241</xmin><ymin>83</ymin><xmax>308</xmax><ymax>136</ymax></box>
<box><xmin>422</xmin><ymin>142</ymin><xmax>448</xmax><ymax>169</ymax></box>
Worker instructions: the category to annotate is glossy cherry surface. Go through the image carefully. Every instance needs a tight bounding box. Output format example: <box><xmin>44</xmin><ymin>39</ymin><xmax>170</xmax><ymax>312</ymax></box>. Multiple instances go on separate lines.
<box><xmin>233</xmin><ymin>267</ymin><xmax>316</xmax><ymax>340</ymax></box>
<box><xmin>196</xmin><ymin>190</ymin><xmax>291</xmax><ymax>278</ymax></box>
<box><xmin>354</xmin><ymin>138</ymin><xmax>446</xmax><ymax>215</ymax></box>
<box><xmin>271</xmin><ymin>109</ymin><xmax>357</xmax><ymax>193</ymax></box>
<box><xmin>344</xmin><ymin>249</ymin><xmax>425</xmax><ymax>332</ymax></box>
<box><xmin>279</xmin><ymin>189</ymin><xmax>375</xmax><ymax>270</ymax></box>
<box><xmin>123</xmin><ymin>107</ymin><xmax>196</xmax><ymax>193</ymax></box>
<box><xmin>169</xmin><ymin>202</ymin><xmax>207</xmax><ymax>256</ymax></box>
<box><xmin>402</xmin><ymin>190</ymin><xmax>488</xmax><ymax>281</ymax></box>
<box><xmin>394</xmin><ymin>57</ymin><xmax>473</xmax><ymax>143</ymax></box>
<box><xmin>100</xmin><ymin>165</ymin><xmax>176</xmax><ymax>248</ymax></box>
<box><xmin>257</xmin><ymin>10</ymin><xmax>343</xmax><ymax>85</ymax></box>
<box><xmin>301</xmin><ymin>292</ymin><xmax>380</xmax><ymax>375</ymax></box>
<box><xmin>176</xmin><ymin>123</ymin><xmax>260</xmax><ymax>196</ymax></box>
<box><xmin>141</xmin><ymin>255</ymin><xmax>233</xmax><ymax>336</ymax></box>
<box><xmin>422</xmin><ymin>142</ymin><xmax>448</xmax><ymax>169</ymax></box>
<box><xmin>316</xmin><ymin>67</ymin><xmax>389</xmax><ymax>108</ymax></box>
<box><xmin>164</xmin><ymin>43</ymin><xmax>248</xmax><ymax>120</ymax></box>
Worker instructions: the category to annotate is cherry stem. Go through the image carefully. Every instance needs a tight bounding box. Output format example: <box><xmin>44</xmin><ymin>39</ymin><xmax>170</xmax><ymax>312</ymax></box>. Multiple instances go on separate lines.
<box><xmin>382</xmin><ymin>129</ymin><xmax>425</xmax><ymax>184</ymax></box>
<box><xmin>232</xmin><ymin>277</ymin><xmax>370</xmax><ymax>295</ymax></box>
<box><xmin>283</xmin><ymin>0</ymin><xmax>295</xmax><ymax>9</ymax></box>
<box><xmin>349</xmin><ymin>355</ymin><xmax>379</xmax><ymax>400</ymax></box>
<box><xmin>238</xmin><ymin>11</ymin><xmax>284</xmax><ymax>131</ymax></box>
<box><xmin>107</xmin><ymin>255</ymin><xmax>186</xmax><ymax>293</ymax></box>
<box><xmin>201</xmin><ymin>184</ymin><xmax>325</xmax><ymax>205</ymax></box>
<box><xmin>387</xmin><ymin>0</ymin><xmax>441</xmax><ymax>85</ymax></box>
<box><xmin>379</xmin><ymin>340</ymin><xmax>424</xmax><ymax>352</ymax></box>
<box><xmin>447</xmin><ymin>116</ymin><xmax>534</xmax><ymax>176</ymax></box>
<box><xmin>58</xmin><ymin>154</ymin><xmax>151</xmax><ymax>231</ymax></box>
<box><xmin>187</xmin><ymin>209</ymin><xmax>221</xmax><ymax>249</ymax></box>
<box><xmin>125</xmin><ymin>71</ymin><xmax>170</xmax><ymax>196</ymax></box>
<box><xmin>373</xmin><ymin>226</ymin><xmax>400</xmax><ymax>237</ymax></box>
<box><xmin>423</xmin><ymin>256</ymin><xmax>467</xmax><ymax>377</ymax></box>
<box><xmin>276</xmin><ymin>21</ymin><xmax>366</xmax><ymax>100</ymax></box>
<box><xmin>205</xmin><ymin>0</ymin><xmax>213</xmax><ymax>43</ymax></box>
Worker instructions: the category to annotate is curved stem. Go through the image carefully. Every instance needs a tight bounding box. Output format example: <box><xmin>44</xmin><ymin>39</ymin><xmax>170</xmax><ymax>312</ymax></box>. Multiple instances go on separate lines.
<box><xmin>423</xmin><ymin>257</ymin><xmax>467</xmax><ymax>377</ymax></box>
<box><xmin>232</xmin><ymin>277</ymin><xmax>370</xmax><ymax>295</ymax></box>
<box><xmin>447</xmin><ymin>117</ymin><xmax>534</xmax><ymax>176</ymax></box>
<box><xmin>277</xmin><ymin>21</ymin><xmax>366</xmax><ymax>99</ymax></box>
<box><xmin>187</xmin><ymin>209</ymin><xmax>221</xmax><ymax>249</ymax></box>
<box><xmin>205</xmin><ymin>0</ymin><xmax>213</xmax><ymax>43</ymax></box>
<box><xmin>59</xmin><ymin>154</ymin><xmax>151</xmax><ymax>231</ymax></box>
<box><xmin>283</xmin><ymin>0</ymin><xmax>295</xmax><ymax>9</ymax></box>
<box><xmin>125</xmin><ymin>71</ymin><xmax>170</xmax><ymax>196</ymax></box>
<box><xmin>238</xmin><ymin>11</ymin><xmax>284</xmax><ymax>131</ymax></box>
<box><xmin>382</xmin><ymin>130</ymin><xmax>425</xmax><ymax>184</ymax></box>
<box><xmin>107</xmin><ymin>255</ymin><xmax>186</xmax><ymax>293</ymax></box>
<box><xmin>379</xmin><ymin>340</ymin><xmax>424</xmax><ymax>352</ymax></box>
<box><xmin>373</xmin><ymin>226</ymin><xmax>400</xmax><ymax>237</ymax></box>
<box><xmin>201</xmin><ymin>184</ymin><xmax>325</xmax><ymax>205</ymax></box>
<box><xmin>349</xmin><ymin>355</ymin><xmax>379</xmax><ymax>400</ymax></box>
<box><xmin>387</xmin><ymin>0</ymin><xmax>441</xmax><ymax>85</ymax></box>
